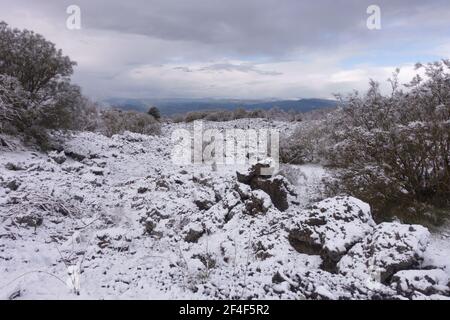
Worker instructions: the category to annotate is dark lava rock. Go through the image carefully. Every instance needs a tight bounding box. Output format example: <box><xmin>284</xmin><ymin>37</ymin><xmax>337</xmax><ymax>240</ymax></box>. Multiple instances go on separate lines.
<box><xmin>236</xmin><ymin>163</ymin><xmax>294</xmax><ymax>211</ymax></box>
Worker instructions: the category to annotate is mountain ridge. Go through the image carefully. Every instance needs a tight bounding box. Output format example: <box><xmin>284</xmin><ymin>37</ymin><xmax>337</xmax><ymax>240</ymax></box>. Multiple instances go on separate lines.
<box><xmin>102</xmin><ymin>98</ymin><xmax>338</xmax><ymax>115</ymax></box>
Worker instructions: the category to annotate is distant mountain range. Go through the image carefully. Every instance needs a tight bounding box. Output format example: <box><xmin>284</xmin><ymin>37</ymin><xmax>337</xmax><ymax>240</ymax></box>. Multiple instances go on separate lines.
<box><xmin>102</xmin><ymin>98</ymin><xmax>338</xmax><ymax>115</ymax></box>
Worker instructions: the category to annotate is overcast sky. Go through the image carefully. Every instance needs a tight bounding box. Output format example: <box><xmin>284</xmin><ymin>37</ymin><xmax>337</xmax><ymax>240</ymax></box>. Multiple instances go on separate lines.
<box><xmin>1</xmin><ymin>0</ymin><xmax>450</xmax><ymax>100</ymax></box>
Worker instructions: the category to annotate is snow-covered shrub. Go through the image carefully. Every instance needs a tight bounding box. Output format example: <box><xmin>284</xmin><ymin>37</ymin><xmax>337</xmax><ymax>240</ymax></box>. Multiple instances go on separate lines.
<box><xmin>177</xmin><ymin>107</ymin><xmax>298</xmax><ymax>123</ymax></box>
<box><xmin>98</xmin><ymin>108</ymin><xmax>161</xmax><ymax>137</ymax></box>
<box><xmin>204</xmin><ymin>110</ymin><xmax>233</xmax><ymax>121</ymax></box>
<box><xmin>326</xmin><ymin>61</ymin><xmax>450</xmax><ymax>225</ymax></box>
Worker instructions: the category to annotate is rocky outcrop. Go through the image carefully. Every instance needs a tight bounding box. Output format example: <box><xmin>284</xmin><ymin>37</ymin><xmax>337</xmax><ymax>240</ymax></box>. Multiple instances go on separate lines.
<box><xmin>337</xmin><ymin>222</ymin><xmax>430</xmax><ymax>283</ymax></box>
<box><xmin>236</xmin><ymin>163</ymin><xmax>295</xmax><ymax>211</ymax></box>
<box><xmin>287</xmin><ymin>196</ymin><xmax>375</xmax><ymax>271</ymax></box>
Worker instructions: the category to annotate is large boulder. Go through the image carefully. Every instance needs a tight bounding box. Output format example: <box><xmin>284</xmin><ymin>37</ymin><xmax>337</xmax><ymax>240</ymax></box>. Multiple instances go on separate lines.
<box><xmin>338</xmin><ymin>222</ymin><xmax>430</xmax><ymax>284</ymax></box>
<box><xmin>287</xmin><ymin>196</ymin><xmax>375</xmax><ymax>271</ymax></box>
<box><xmin>391</xmin><ymin>269</ymin><xmax>450</xmax><ymax>297</ymax></box>
<box><xmin>236</xmin><ymin>163</ymin><xmax>294</xmax><ymax>211</ymax></box>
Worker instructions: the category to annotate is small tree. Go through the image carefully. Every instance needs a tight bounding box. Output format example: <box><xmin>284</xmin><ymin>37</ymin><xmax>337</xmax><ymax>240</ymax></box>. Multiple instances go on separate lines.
<box><xmin>147</xmin><ymin>106</ymin><xmax>161</xmax><ymax>120</ymax></box>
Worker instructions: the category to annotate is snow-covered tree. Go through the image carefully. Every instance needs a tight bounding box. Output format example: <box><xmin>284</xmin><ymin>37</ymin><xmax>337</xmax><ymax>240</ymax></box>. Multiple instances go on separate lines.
<box><xmin>0</xmin><ymin>22</ymin><xmax>95</xmax><ymax>147</ymax></box>
<box><xmin>147</xmin><ymin>106</ymin><xmax>161</xmax><ymax>120</ymax></box>
<box><xmin>0</xmin><ymin>21</ymin><xmax>75</xmax><ymax>103</ymax></box>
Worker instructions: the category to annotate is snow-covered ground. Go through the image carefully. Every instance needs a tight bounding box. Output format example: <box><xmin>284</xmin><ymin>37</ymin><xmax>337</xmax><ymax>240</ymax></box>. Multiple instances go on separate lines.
<box><xmin>0</xmin><ymin>119</ymin><xmax>449</xmax><ymax>300</ymax></box>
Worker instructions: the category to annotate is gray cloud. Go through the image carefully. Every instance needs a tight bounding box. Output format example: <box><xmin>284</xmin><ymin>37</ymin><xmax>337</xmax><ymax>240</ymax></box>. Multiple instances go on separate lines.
<box><xmin>173</xmin><ymin>66</ymin><xmax>194</xmax><ymax>73</ymax></box>
<box><xmin>58</xmin><ymin>0</ymin><xmax>450</xmax><ymax>56</ymax></box>
<box><xmin>198</xmin><ymin>63</ymin><xmax>282</xmax><ymax>75</ymax></box>
<box><xmin>0</xmin><ymin>0</ymin><xmax>449</xmax><ymax>99</ymax></box>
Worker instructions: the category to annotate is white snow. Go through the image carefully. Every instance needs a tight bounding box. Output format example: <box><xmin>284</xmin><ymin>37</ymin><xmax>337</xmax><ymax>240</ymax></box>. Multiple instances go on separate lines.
<box><xmin>0</xmin><ymin>119</ymin><xmax>449</xmax><ymax>300</ymax></box>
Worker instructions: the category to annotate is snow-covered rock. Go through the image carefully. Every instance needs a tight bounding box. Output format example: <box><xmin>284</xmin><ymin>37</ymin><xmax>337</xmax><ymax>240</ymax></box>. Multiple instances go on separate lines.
<box><xmin>391</xmin><ymin>269</ymin><xmax>450</xmax><ymax>297</ymax></box>
<box><xmin>1</xmin><ymin>119</ymin><xmax>449</xmax><ymax>300</ymax></box>
<box><xmin>338</xmin><ymin>222</ymin><xmax>431</xmax><ymax>283</ymax></box>
<box><xmin>287</xmin><ymin>196</ymin><xmax>375</xmax><ymax>270</ymax></box>
<box><xmin>280</xmin><ymin>269</ymin><xmax>396</xmax><ymax>300</ymax></box>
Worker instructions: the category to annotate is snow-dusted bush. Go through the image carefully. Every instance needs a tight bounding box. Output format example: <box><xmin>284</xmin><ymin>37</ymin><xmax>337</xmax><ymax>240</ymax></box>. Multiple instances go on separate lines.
<box><xmin>326</xmin><ymin>61</ymin><xmax>450</xmax><ymax>225</ymax></box>
<box><xmin>98</xmin><ymin>108</ymin><xmax>161</xmax><ymax>137</ymax></box>
<box><xmin>177</xmin><ymin>107</ymin><xmax>298</xmax><ymax>123</ymax></box>
<box><xmin>204</xmin><ymin>110</ymin><xmax>233</xmax><ymax>122</ymax></box>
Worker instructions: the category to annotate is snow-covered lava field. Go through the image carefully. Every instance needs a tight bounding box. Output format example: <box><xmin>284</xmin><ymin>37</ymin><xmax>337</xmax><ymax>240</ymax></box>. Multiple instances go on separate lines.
<box><xmin>1</xmin><ymin>119</ymin><xmax>450</xmax><ymax>300</ymax></box>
